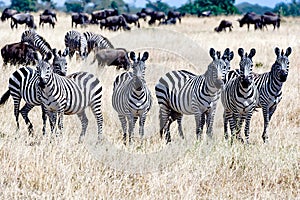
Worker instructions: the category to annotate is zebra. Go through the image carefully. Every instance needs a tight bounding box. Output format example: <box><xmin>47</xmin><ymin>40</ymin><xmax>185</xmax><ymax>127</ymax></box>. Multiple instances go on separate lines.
<box><xmin>112</xmin><ymin>51</ymin><xmax>152</xmax><ymax>145</ymax></box>
<box><xmin>83</xmin><ymin>31</ymin><xmax>114</xmax><ymax>56</ymax></box>
<box><xmin>155</xmin><ymin>48</ymin><xmax>229</xmax><ymax>143</ymax></box>
<box><xmin>221</xmin><ymin>48</ymin><xmax>259</xmax><ymax>144</ymax></box>
<box><xmin>0</xmin><ymin>48</ymin><xmax>69</xmax><ymax>135</ymax></box>
<box><xmin>36</xmin><ymin>53</ymin><xmax>103</xmax><ymax>142</ymax></box>
<box><xmin>21</xmin><ymin>29</ymin><xmax>52</xmax><ymax>57</ymax></box>
<box><xmin>254</xmin><ymin>47</ymin><xmax>292</xmax><ymax>143</ymax></box>
<box><xmin>64</xmin><ymin>30</ymin><xmax>88</xmax><ymax>60</ymax></box>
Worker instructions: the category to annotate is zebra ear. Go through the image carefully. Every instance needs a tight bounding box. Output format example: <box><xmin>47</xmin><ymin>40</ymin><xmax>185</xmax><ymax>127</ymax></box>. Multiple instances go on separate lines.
<box><xmin>209</xmin><ymin>48</ymin><xmax>216</xmax><ymax>60</ymax></box>
<box><xmin>275</xmin><ymin>47</ymin><xmax>280</xmax><ymax>57</ymax></box>
<box><xmin>285</xmin><ymin>47</ymin><xmax>292</xmax><ymax>57</ymax></box>
<box><xmin>229</xmin><ymin>51</ymin><xmax>234</xmax><ymax>61</ymax></box>
<box><xmin>58</xmin><ymin>50</ymin><xmax>62</xmax><ymax>57</ymax></box>
<box><xmin>141</xmin><ymin>52</ymin><xmax>149</xmax><ymax>62</ymax></box>
<box><xmin>62</xmin><ymin>47</ymin><xmax>69</xmax><ymax>57</ymax></box>
<box><xmin>130</xmin><ymin>51</ymin><xmax>136</xmax><ymax>62</ymax></box>
<box><xmin>248</xmin><ymin>48</ymin><xmax>256</xmax><ymax>60</ymax></box>
<box><xmin>238</xmin><ymin>48</ymin><xmax>244</xmax><ymax>58</ymax></box>
<box><xmin>45</xmin><ymin>52</ymin><xmax>52</xmax><ymax>62</ymax></box>
<box><xmin>52</xmin><ymin>48</ymin><xmax>58</xmax><ymax>57</ymax></box>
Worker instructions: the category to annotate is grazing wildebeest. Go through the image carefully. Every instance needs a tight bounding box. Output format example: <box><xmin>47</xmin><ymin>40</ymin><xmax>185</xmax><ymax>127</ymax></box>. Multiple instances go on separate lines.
<box><xmin>238</xmin><ymin>12</ymin><xmax>262</xmax><ymax>31</ymax></box>
<box><xmin>141</xmin><ymin>8</ymin><xmax>154</xmax><ymax>16</ymax></box>
<box><xmin>167</xmin><ymin>11</ymin><xmax>182</xmax><ymax>23</ymax></box>
<box><xmin>1</xmin><ymin>8</ymin><xmax>18</xmax><ymax>21</ymax></box>
<box><xmin>122</xmin><ymin>13</ymin><xmax>140</xmax><ymax>28</ymax></box>
<box><xmin>42</xmin><ymin>9</ymin><xmax>57</xmax><ymax>21</ymax></box>
<box><xmin>198</xmin><ymin>10</ymin><xmax>212</xmax><ymax>17</ymax></box>
<box><xmin>39</xmin><ymin>14</ymin><xmax>55</xmax><ymax>28</ymax></box>
<box><xmin>264</xmin><ymin>11</ymin><xmax>278</xmax><ymax>16</ymax></box>
<box><xmin>71</xmin><ymin>12</ymin><xmax>89</xmax><ymax>28</ymax></box>
<box><xmin>214</xmin><ymin>20</ymin><xmax>233</xmax><ymax>32</ymax></box>
<box><xmin>148</xmin><ymin>11</ymin><xmax>165</xmax><ymax>25</ymax></box>
<box><xmin>100</xmin><ymin>15</ymin><xmax>131</xmax><ymax>31</ymax></box>
<box><xmin>159</xmin><ymin>17</ymin><xmax>176</xmax><ymax>25</ymax></box>
<box><xmin>10</xmin><ymin>13</ymin><xmax>36</xmax><ymax>29</ymax></box>
<box><xmin>136</xmin><ymin>12</ymin><xmax>147</xmax><ymax>21</ymax></box>
<box><xmin>90</xmin><ymin>10</ymin><xmax>106</xmax><ymax>24</ymax></box>
<box><xmin>261</xmin><ymin>14</ymin><xmax>280</xmax><ymax>30</ymax></box>
<box><xmin>105</xmin><ymin>8</ymin><xmax>118</xmax><ymax>17</ymax></box>
<box><xmin>91</xmin><ymin>48</ymin><xmax>131</xmax><ymax>70</ymax></box>
<box><xmin>1</xmin><ymin>42</ymin><xmax>36</xmax><ymax>66</ymax></box>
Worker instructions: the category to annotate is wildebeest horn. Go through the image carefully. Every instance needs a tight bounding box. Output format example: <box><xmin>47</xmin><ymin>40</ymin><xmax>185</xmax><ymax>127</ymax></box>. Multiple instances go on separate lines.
<box><xmin>141</xmin><ymin>52</ymin><xmax>149</xmax><ymax>62</ymax></box>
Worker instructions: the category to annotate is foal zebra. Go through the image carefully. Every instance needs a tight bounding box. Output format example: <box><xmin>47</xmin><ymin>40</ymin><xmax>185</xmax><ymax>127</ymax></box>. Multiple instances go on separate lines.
<box><xmin>64</xmin><ymin>30</ymin><xmax>88</xmax><ymax>60</ymax></box>
<box><xmin>21</xmin><ymin>29</ymin><xmax>52</xmax><ymax>57</ymax></box>
<box><xmin>112</xmin><ymin>51</ymin><xmax>152</xmax><ymax>145</ymax></box>
<box><xmin>221</xmin><ymin>48</ymin><xmax>258</xmax><ymax>144</ymax></box>
<box><xmin>0</xmin><ymin>49</ymin><xmax>69</xmax><ymax>135</ymax></box>
<box><xmin>254</xmin><ymin>47</ymin><xmax>292</xmax><ymax>143</ymax></box>
<box><xmin>155</xmin><ymin>48</ymin><xmax>229</xmax><ymax>143</ymax></box>
<box><xmin>83</xmin><ymin>31</ymin><xmax>114</xmax><ymax>56</ymax></box>
<box><xmin>36</xmin><ymin>53</ymin><xmax>103</xmax><ymax>142</ymax></box>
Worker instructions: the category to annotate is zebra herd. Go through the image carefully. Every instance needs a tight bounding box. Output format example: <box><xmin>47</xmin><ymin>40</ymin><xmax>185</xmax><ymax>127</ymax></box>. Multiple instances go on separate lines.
<box><xmin>0</xmin><ymin>29</ymin><xmax>292</xmax><ymax>145</ymax></box>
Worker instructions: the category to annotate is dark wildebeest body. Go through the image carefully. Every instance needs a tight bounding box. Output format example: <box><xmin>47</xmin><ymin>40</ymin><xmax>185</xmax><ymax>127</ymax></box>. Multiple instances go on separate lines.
<box><xmin>1</xmin><ymin>8</ymin><xmax>18</xmax><ymax>21</ymax></box>
<box><xmin>1</xmin><ymin>42</ymin><xmax>36</xmax><ymax>66</ymax></box>
<box><xmin>42</xmin><ymin>9</ymin><xmax>57</xmax><ymax>21</ymax></box>
<box><xmin>167</xmin><ymin>11</ymin><xmax>182</xmax><ymax>23</ymax></box>
<box><xmin>148</xmin><ymin>11</ymin><xmax>165</xmax><ymax>25</ymax></box>
<box><xmin>159</xmin><ymin>17</ymin><xmax>176</xmax><ymax>25</ymax></box>
<box><xmin>90</xmin><ymin>10</ymin><xmax>106</xmax><ymax>24</ymax></box>
<box><xmin>39</xmin><ymin>14</ymin><xmax>55</xmax><ymax>28</ymax></box>
<box><xmin>10</xmin><ymin>13</ymin><xmax>36</xmax><ymax>29</ymax></box>
<box><xmin>91</xmin><ymin>48</ymin><xmax>131</xmax><ymax>70</ymax></box>
<box><xmin>214</xmin><ymin>20</ymin><xmax>233</xmax><ymax>32</ymax></box>
<box><xmin>261</xmin><ymin>14</ymin><xmax>280</xmax><ymax>30</ymax></box>
<box><xmin>122</xmin><ymin>13</ymin><xmax>140</xmax><ymax>28</ymax></box>
<box><xmin>141</xmin><ymin>8</ymin><xmax>154</xmax><ymax>16</ymax></box>
<box><xmin>100</xmin><ymin>15</ymin><xmax>130</xmax><ymax>31</ymax></box>
<box><xmin>136</xmin><ymin>12</ymin><xmax>147</xmax><ymax>21</ymax></box>
<box><xmin>238</xmin><ymin>12</ymin><xmax>262</xmax><ymax>31</ymax></box>
<box><xmin>71</xmin><ymin>13</ymin><xmax>89</xmax><ymax>28</ymax></box>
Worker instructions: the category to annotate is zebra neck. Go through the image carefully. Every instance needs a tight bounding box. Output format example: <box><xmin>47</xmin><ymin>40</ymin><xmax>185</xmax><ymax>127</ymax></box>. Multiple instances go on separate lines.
<box><xmin>203</xmin><ymin>71</ymin><xmax>221</xmax><ymax>93</ymax></box>
<box><xmin>133</xmin><ymin>76</ymin><xmax>144</xmax><ymax>92</ymax></box>
<box><xmin>41</xmin><ymin>73</ymin><xmax>56</xmax><ymax>94</ymax></box>
<box><xmin>268</xmin><ymin>72</ymin><xmax>284</xmax><ymax>95</ymax></box>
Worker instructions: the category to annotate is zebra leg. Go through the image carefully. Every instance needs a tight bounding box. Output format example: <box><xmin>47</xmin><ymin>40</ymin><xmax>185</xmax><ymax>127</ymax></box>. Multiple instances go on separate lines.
<box><xmin>12</xmin><ymin>98</ymin><xmax>21</xmax><ymax>132</ymax></box>
<box><xmin>41</xmin><ymin>106</ymin><xmax>47</xmax><ymax>135</ymax></box>
<box><xmin>139</xmin><ymin>114</ymin><xmax>146</xmax><ymax>141</ymax></box>
<box><xmin>262</xmin><ymin>106</ymin><xmax>271</xmax><ymax>143</ymax></box>
<box><xmin>244</xmin><ymin>114</ymin><xmax>253</xmax><ymax>144</ymax></box>
<box><xmin>176</xmin><ymin>114</ymin><xmax>184</xmax><ymax>139</ymax></box>
<box><xmin>228</xmin><ymin>114</ymin><xmax>237</xmax><ymax>144</ymax></box>
<box><xmin>195</xmin><ymin>112</ymin><xmax>204</xmax><ymax>140</ymax></box>
<box><xmin>48</xmin><ymin>111</ymin><xmax>57</xmax><ymax>134</ymax></box>
<box><xmin>20</xmin><ymin>103</ymin><xmax>35</xmax><ymax>135</ymax></box>
<box><xmin>127</xmin><ymin>115</ymin><xmax>134</xmax><ymax>145</ymax></box>
<box><xmin>158</xmin><ymin>107</ymin><xmax>170</xmax><ymax>140</ymax></box>
<box><xmin>236</xmin><ymin>118</ymin><xmax>244</xmax><ymax>143</ymax></box>
<box><xmin>90</xmin><ymin>102</ymin><xmax>103</xmax><ymax>141</ymax></box>
<box><xmin>118</xmin><ymin>115</ymin><xmax>127</xmax><ymax>145</ymax></box>
<box><xmin>223</xmin><ymin>111</ymin><xmax>231</xmax><ymax>140</ymax></box>
<box><xmin>77</xmin><ymin>111</ymin><xmax>88</xmax><ymax>143</ymax></box>
<box><xmin>57</xmin><ymin>111</ymin><xmax>64</xmax><ymax>135</ymax></box>
<box><xmin>206</xmin><ymin>105</ymin><xmax>217</xmax><ymax>139</ymax></box>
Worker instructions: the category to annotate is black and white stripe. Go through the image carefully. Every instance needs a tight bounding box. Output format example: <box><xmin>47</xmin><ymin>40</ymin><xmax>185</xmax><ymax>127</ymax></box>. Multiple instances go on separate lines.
<box><xmin>112</xmin><ymin>51</ymin><xmax>152</xmax><ymax>144</ymax></box>
<box><xmin>83</xmin><ymin>31</ymin><xmax>114</xmax><ymax>55</ymax></box>
<box><xmin>21</xmin><ymin>29</ymin><xmax>52</xmax><ymax>57</ymax></box>
<box><xmin>155</xmin><ymin>48</ymin><xmax>228</xmax><ymax>143</ymax></box>
<box><xmin>254</xmin><ymin>47</ymin><xmax>292</xmax><ymax>143</ymax></box>
<box><xmin>64</xmin><ymin>30</ymin><xmax>88</xmax><ymax>60</ymax></box>
<box><xmin>221</xmin><ymin>48</ymin><xmax>258</xmax><ymax>144</ymax></box>
<box><xmin>0</xmin><ymin>49</ymin><xmax>69</xmax><ymax>135</ymax></box>
<box><xmin>36</xmin><ymin>53</ymin><xmax>103</xmax><ymax>142</ymax></box>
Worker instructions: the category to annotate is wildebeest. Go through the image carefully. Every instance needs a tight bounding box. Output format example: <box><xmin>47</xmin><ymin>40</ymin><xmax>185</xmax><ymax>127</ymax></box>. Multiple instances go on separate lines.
<box><xmin>167</xmin><ymin>11</ymin><xmax>182</xmax><ymax>23</ymax></box>
<box><xmin>42</xmin><ymin>9</ymin><xmax>57</xmax><ymax>21</ymax></box>
<box><xmin>148</xmin><ymin>11</ymin><xmax>166</xmax><ymax>25</ymax></box>
<box><xmin>105</xmin><ymin>8</ymin><xmax>118</xmax><ymax>17</ymax></box>
<box><xmin>71</xmin><ymin>12</ymin><xmax>89</xmax><ymax>28</ymax></box>
<box><xmin>136</xmin><ymin>12</ymin><xmax>147</xmax><ymax>21</ymax></box>
<box><xmin>122</xmin><ymin>13</ymin><xmax>140</xmax><ymax>28</ymax></box>
<box><xmin>238</xmin><ymin>12</ymin><xmax>262</xmax><ymax>31</ymax></box>
<box><xmin>198</xmin><ymin>10</ymin><xmax>212</xmax><ymax>17</ymax></box>
<box><xmin>261</xmin><ymin>13</ymin><xmax>280</xmax><ymax>30</ymax></box>
<box><xmin>159</xmin><ymin>17</ymin><xmax>176</xmax><ymax>25</ymax></box>
<box><xmin>100</xmin><ymin>15</ymin><xmax>131</xmax><ymax>31</ymax></box>
<box><xmin>91</xmin><ymin>48</ymin><xmax>131</xmax><ymax>70</ymax></box>
<box><xmin>1</xmin><ymin>42</ymin><xmax>36</xmax><ymax>66</ymax></box>
<box><xmin>214</xmin><ymin>20</ymin><xmax>233</xmax><ymax>32</ymax></box>
<box><xmin>10</xmin><ymin>13</ymin><xmax>37</xmax><ymax>29</ymax></box>
<box><xmin>39</xmin><ymin>14</ymin><xmax>55</xmax><ymax>28</ymax></box>
<box><xmin>90</xmin><ymin>10</ymin><xmax>106</xmax><ymax>24</ymax></box>
<box><xmin>141</xmin><ymin>8</ymin><xmax>154</xmax><ymax>16</ymax></box>
<box><xmin>1</xmin><ymin>8</ymin><xmax>18</xmax><ymax>21</ymax></box>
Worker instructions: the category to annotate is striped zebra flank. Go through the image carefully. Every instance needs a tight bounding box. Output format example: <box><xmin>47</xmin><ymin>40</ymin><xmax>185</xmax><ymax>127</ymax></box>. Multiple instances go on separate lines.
<box><xmin>83</xmin><ymin>31</ymin><xmax>114</xmax><ymax>56</ymax></box>
<box><xmin>112</xmin><ymin>51</ymin><xmax>152</xmax><ymax>145</ymax></box>
<box><xmin>0</xmin><ymin>48</ymin><xmax>69</xmax><ymax>135</ymax></box>
<box><xmin>21</xmin><ymin>29</ymin><xmax>52</xmax><ymax>57</ymax></box>
<box><xmin>254</xmin><ymin>47</ymin><xmax>292</xmax><ymax>143</ymax></box>
<box><xmin>221</xmin><ymin>48</ymin><xmax>259</xmax><ymax>144</ymax></box>
<box><xmin>155</xmin><ymin>48</ymin><xmax>229</xmax><ymax>143</ymax></box>
<box><xmin>36</xmin><ymin>52</ymin><xmax>103</xmax><ymax>142</ymax></box>
<box><xmin>64</xmin><ymin>30</ymin><xmax>88</xmax><ymax>60</ymax></box>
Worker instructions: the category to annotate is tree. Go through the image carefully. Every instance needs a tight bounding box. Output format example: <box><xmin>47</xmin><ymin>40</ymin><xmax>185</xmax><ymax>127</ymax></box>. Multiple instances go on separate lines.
<box><xmin>65</xmin><ymin>0</ymin><xmax>84</xmax><ymax>13</ymax></box>
<box><xmin>145</xmin><ymin>0</ymin><xmax>172</xmax><ymax>13</ymax></box>
<box><xmin>11</xmin><ymin>0</ymin><xmax>37</xmax><ymax>12</ymax></box>
<box><xmin>273</xmin><ymin>0</ymin><xmax>300</xmax><ymax>16</ymax></box>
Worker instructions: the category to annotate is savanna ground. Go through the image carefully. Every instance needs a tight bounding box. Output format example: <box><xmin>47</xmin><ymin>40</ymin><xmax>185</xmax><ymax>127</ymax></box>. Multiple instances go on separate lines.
<box><xmin>0</xmin><ymin>13</ymin><xmax>299</xmax><ymax>199</ymax></box>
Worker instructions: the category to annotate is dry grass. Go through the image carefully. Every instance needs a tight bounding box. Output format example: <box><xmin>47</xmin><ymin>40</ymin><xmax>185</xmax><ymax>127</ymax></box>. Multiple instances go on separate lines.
<box><xmin>0</xmin><ymin>14</ymin><xmax>299</xmax><ymax>199</ymax></box>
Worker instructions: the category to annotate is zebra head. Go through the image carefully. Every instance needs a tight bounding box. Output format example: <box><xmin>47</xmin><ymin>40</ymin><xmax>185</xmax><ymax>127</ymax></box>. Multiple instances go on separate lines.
<box><xmin>52</xmin><ymin>48</ymin><xmax>69</xmax><ymax>76</ymax></box>
<box><xmin>130</xmin><ymin>51</ymin><xmax>149</xmax><ymax>90</ymax></box>
<box><xmin>35</xmin><ymin>52</ymin><xmax>53</xmax><ymax>89</ymax></box>
<box><xmin>238</xmin><ymin>48</ymin><xmax>256</xmax><ymax>88</ymax></box>
<box><xmin>221</xmin><ymin>48</ymin><xmax>234</xmax><ymax>71</ymax></box>
<box><xmin>273</xmin><ymin>47</ymin><xmax>292</xmax><ymax>82</ymax></box>
<box><xmin>209</xmin><ymin>48</ymin><xmax>228</xmax><ymax>89</ymax></box>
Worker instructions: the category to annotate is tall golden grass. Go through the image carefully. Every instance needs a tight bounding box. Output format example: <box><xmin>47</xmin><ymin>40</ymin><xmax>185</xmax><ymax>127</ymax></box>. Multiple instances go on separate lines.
<box><xmin>0</xmin><ymin>13</ymin><xmax>299</xmax><ymax>199</ymax></box>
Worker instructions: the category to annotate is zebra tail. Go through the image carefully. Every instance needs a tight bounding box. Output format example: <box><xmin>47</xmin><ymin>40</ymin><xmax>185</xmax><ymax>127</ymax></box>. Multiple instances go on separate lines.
<box><xmin>0</xmin><ymin>90</ymin><xmax>10</xmax><ymax>105</ymax></box>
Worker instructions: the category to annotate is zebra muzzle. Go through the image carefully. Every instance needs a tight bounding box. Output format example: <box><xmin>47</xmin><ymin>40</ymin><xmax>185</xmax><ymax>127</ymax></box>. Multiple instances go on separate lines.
<box><xmin>39</xmin><ymin>77</ymin><xmax>46</xmax><ymax>89</ymax></box>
